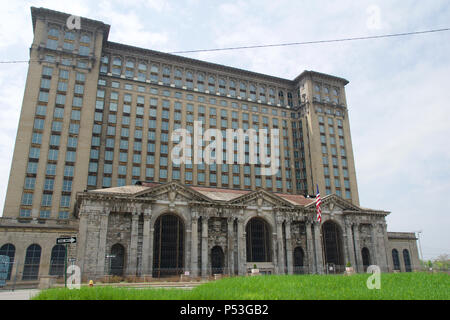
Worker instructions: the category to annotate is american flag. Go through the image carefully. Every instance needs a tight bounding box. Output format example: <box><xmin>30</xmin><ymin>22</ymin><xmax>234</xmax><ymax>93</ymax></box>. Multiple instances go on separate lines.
<box><xmin>315</xmin><ymin>184</ymin><xmax>322</xmax><ymax>223</ymax></box>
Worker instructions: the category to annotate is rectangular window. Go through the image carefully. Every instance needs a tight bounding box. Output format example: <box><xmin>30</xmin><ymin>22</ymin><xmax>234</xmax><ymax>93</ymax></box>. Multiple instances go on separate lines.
<box><xmin>60</xmin><ymin>195</ymin><xmax>71</xmax><ymax>208</ymax></box>
<box><xmin>41</xmin><ymin>194</ymin><xmax>52</xmax><ymax>207</ymax></box>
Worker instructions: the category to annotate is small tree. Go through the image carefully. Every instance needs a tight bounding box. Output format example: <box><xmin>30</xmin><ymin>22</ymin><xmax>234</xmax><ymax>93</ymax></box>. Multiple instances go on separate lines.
<box><xmin>346</xmin><ymin>262</ymin><xmax>352</xmax><ymax>268</ymax></box>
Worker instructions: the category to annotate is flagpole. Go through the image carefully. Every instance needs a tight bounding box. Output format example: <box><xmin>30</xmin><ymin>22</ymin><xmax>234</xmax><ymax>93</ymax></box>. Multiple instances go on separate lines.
<box><xmin>315</xmin><ymin>184</ymin><xmax>325</xmax><ymax>274</ymax></box>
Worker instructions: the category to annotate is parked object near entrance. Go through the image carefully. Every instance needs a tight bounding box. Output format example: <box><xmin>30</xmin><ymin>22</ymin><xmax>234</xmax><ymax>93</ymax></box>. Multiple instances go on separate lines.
<box><xmin>345</xmin><ymin>262</ymin><xmax>354</xmax><ymax>275</ymax></box>
<box><xmin>251</xmin><ymin>264</ymin><xmax>260</xmax><ymax>276</ymax></box>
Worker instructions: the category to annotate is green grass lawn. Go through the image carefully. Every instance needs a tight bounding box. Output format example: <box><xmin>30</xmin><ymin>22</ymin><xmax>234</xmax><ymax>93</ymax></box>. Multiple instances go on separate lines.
<box><xmin>33</xmin><ymin>272</ymin><xmax>449</xmax><ymax>300</ymax></box>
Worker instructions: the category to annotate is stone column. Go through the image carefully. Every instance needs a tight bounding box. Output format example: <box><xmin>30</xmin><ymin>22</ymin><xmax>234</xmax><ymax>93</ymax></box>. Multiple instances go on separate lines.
<box><xmin>237</xmin><ymin>216</ymin><xmax>246</xmax><ymax>275</ymax></box>
<box><xmin>148</xmin><ymin>223</ymin><xmax>155</xmax><ymax>277</ymax></box>
<box><xmin>276</xmin><ymin>214</ymin><xmax>285</xmax><ymax>274</ymax></box>
<box><xmin>313</xmin><ymin>222</ymin><xmax>324</xmax><ymax>274</ymax></box>
<box><xmin>285</xmin><ymin>219</ymin><xmax>293</xmax><ymax>274</ymax></box>
<box><xmin>191</xmin><ymin>211</ymin><xmax>199</xmax><ymax>277</ymax></box>
<box><xmin>305</xmin><ymin>221</ymin><xmax>315</xmax><ymax>274</ymax></box>
<box><xmin>201</xmin><ymin>216</ymin><xmax>209</xmax><ymax>278</ymax></box>
<box><xmin>271</xmin><ymin>232</ymin><xmax>279</xmax><ymax>274</ymax></box>
<box><xmin>370</xmin><ymin>223</ymin><xmax>378</xmax><ymax>266</ymax></box>
<box><xmin>76</xmin><ymin>211</ymin><xmax>89</xmax><ymax>274</ymax></box>
<box><xmin>345</xmin><ymin>222</ymin><xmax>356</xmax><ymax>269</ymax></box>
<box><xmin>141</xmin><ymin>208</ymin><xmax>152</xmax><ymax>276</ymax></box>
<box><xmin>96</xmin><ymin>209</ymin><xmax>110</xmax><ymax>276</ymax></box>
<box><xmin>227</xmin><ymin>217</ymin><xmax>235</xmax><ymax>276</ymax></box>
<box><xmin>377</xmin><ymin>222</ymin><xmax>389</xmax><ymax>272</ymax></box>
<box><xmin>127</xmin><ymin>209</ymin><xmax>140</xmax><ymax>276</ymax></box>
<box><xmin>353</xmin><ymin>223</ymin><xmax>363</xmax><ymax>273</ymax></box>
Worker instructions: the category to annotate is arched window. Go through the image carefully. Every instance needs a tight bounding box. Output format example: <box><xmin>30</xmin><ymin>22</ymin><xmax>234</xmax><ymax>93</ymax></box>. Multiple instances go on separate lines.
<box><xmin>211</xmin><ymin>246</ymin><xmax>224</xmax><ymax>275</ymax></box>
<box><xmin>49</xmin><ymin>245</ymin><xmax>66</xmax><ymax>276</ymax></box>
<box><xmin>0</xmin><ymin>243</ymin><xmax>15</xmax><ymax>280</ymax></box>
<box><xmin>110</xmin><ymin>244</ymin><xmax>125</xmax><ymax>276</ymax></box>
<box><xmin>278</xmin><ymin>91</ymin><xmax>285</xmax><ymax>105</ymax></box>
<box><xmin>246</xmin><ymin>218</ymin><xmax>271</xmax><ymax>262</ymax></box>
<box><xmin>153</xmin><ymin>214</ymin><xmax>184</xmax><ymax>277</ymax></box>
<box><xmin>392</xmin><ymin>249</ymin><xmax>400</xmax><ymax>271</ymax></box>
<box><xmin>322</xmin><ymin>221</ymin><xmax>344</xmax><ymax>271</ymax></box>
<box><xmin>293</xmin><ymin>247</ymin><xmax>304</xmax><ymax>274</ymax></box>
<box><xmin>22</xmin><ymin>244</ymin><xmax>41</xmax><ymax>280</ymax></box>
<box><xmin>403</xmin><ymin>249</ymin><xmax>412</xmax><ymax>272</ymax></box>
<box><xmin>362</xmin><ymin>247</ymin><xmax>371</xmax><ymax>271</ymax></box>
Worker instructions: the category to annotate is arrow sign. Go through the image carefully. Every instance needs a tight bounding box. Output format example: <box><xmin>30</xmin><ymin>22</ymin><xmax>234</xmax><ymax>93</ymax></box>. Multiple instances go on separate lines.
<box><xmin>56</xmin><ymin>237</ymin><xmax>77</xmax><ymax>244</ymax></box>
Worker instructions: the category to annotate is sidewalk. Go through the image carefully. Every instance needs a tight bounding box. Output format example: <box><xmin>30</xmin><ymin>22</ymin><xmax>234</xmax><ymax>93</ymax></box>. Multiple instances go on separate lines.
<box><xmin>0</xmin><ymin>289</ymin><xmax>40</xmax><ymax>300</ymax></box>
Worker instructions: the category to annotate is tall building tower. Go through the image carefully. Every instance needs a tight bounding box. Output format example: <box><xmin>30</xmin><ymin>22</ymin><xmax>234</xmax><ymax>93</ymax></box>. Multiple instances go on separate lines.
<box><xmin>293</xmin><ymin>72</ymin><xmax>360</xmax><ymax>205</ymax></box>
<box><xmin>2</xmin><ymin>7</ymin><xmax>360</xmax><ymax>221</ymax></box>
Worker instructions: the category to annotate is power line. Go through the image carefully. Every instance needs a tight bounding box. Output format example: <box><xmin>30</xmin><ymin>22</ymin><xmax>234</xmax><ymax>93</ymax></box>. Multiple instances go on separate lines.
<box><xmin>0</xmin><ymin>27</ymin><xmax>449</xmax><ymax>64</ymax></box>
<box><xmin>169</xmin><ymin>27</ymin><xmax>450</xmax><ymax>54</ymax></box>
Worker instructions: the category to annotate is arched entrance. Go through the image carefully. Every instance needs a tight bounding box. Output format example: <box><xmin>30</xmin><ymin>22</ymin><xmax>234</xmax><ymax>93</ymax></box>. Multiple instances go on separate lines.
<box><xmin>22</xmin><ymin>244</ymin><xmax>41</xmax><ymax>280</ymax></box>
<box><xmin>403</xmin><ymin>249</ymin><xmax>412</xmax><ymax>272</ymax></box>
<box><xmin>392</xmin><ymin>249</ymin><xmax>401</xmax><ymax>271</ymax></box>
<box><xmin>153</xmin><ymin>214</ymin><xmax>184</xmax><ymax>277</ymax></box>
<box><xmin>293</xmin><ymin>247</ymin><xmax>305</xmax><ymax>274</ymax></box>
<box><xmin>211</xmin><ymin>246</ymin><xmax>224</xmax><ymax>275</ymax></box>
<box><xmin>0</xmin><ymin>243</ymin><xmax>15</xmax><ymax>280</ymax></box>
<box><xmin>110</xmin><ymin>243</ymin><xmax>125</xmax><ymax>276</ymax></box>
<box><xmin>49</xmin><ymin>244</ymin><xmax>66</xmax><ymax>276</ymax></box>
<box><xmin>246</xmin><ymin>217</ymin><xmax>271</xmax><ymax>262</ymax></box>
<box><xmin>362</xmin><ymin>247</ymin><xmax>371</xmax><ymax>271</ymax></box>
<box><xmin>322</xmin><ymin>221</ymin><xmax>344</xmax><ymax>273</ymax></box>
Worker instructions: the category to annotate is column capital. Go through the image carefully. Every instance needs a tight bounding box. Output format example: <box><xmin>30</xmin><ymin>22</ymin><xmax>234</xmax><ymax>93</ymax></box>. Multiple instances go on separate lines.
<box><xmin>99</xmin><ymin>211</ymin><xmax>110</xmax><ymax>218</ymax></box>
<box><xmin>132</xmin><ymin>210</ymin><xmax>140</xmax><ymax>219</ymax></box>
<box><xmin>275</xmin><ymin>213</ymin><xmax>284</xmax><ymax>225</ymax></box>
<box><xmin>143</xmin><ymin>212</ymin><xmax>151</xmax><ymax>221</ymax></box>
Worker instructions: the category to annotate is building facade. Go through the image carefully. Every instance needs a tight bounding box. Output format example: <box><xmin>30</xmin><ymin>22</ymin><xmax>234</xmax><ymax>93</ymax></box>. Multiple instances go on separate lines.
<box><xmin>0</xmin><ymin>7</ymin><xmax>420</xmax><ymax>284</ymax></box>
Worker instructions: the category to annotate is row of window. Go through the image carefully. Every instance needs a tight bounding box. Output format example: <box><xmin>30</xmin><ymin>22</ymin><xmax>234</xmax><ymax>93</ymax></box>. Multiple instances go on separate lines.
<box><xmin>100</xmin><ymin>55</ymin><xmax>294</xmax><ymax>106</ymax></box>
<box><xmin>21</xmin><ymin>66</ymin><xmax>86</xmax><ymax>218</ymax></box>
<box><xmin>0</xmin><ymin>243</ymin><xmax>67</xmax><ymax>280</ymax></box>
<box><xmin>98</xmin><ymin>82</ymin><xmax>291</xmax><ymax>117</ymax></box>
<box><xmin>46</xmin><ymin>26</ymin><xmax>91</xmax><ymax>56</ymax></box>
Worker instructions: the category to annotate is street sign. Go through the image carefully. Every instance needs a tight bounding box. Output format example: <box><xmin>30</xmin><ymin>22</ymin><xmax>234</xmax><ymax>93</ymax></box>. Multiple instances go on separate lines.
<box><xmin>56</xmin><ymin>236</ymin><xmax>77</xmax><ymax>244</ymax></box>
<box><xmin>106</xmin><ymin>254</ymin><xmax>116</xmax><ymax>258</ymax></box>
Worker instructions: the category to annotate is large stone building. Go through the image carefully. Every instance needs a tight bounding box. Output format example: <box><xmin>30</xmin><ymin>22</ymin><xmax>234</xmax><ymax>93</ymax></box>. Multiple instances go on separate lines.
<box><xmin>0</xmin><ymin>7</ymin><xmax>420</xmax><ymax>284</ymax></box>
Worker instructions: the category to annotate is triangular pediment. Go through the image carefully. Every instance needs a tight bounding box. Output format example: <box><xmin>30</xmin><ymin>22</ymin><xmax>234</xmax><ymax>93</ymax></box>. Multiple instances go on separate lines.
<box><xmin>132</xmin><ymin>181</ymin><xmax>212</xmax><ymax>203</ymax></box>
<box><xmin>229</xmin><ymin>188</ymin><xmax>294</xmax><ymax>208</ymax></box>
<box><xmin>305</xmin><ymin>194</ymin><xmax>361</xmax><ymax>212</ymax></box>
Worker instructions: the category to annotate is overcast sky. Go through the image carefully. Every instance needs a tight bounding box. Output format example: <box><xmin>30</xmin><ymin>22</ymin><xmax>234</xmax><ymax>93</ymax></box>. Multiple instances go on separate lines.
<box><xmin>1</xmin><ymin>0</ymin><xmax>449</xmax><ymax>260</ymax></box>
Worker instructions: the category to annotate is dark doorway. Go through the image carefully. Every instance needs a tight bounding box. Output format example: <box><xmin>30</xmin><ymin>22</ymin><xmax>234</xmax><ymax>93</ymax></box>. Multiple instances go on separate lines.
<box><xmin>392</xmin><ymin>249</ymin><xmax>401</xmax><ymax>271</ymax></box>
<box><xmin>110</xmin><ymin>243</ymin><xmax>125</xmax><ymax>276</ymax></box>
<box><xmin>0</xmin><ymin>243</ymin><xmax>15</xmax><ymax>280</ymax></box>
<box><xmin>322</xmin><ymin>221</ymin><xmax>344</xmax><ymax>273</ymax></box>
<box><xmin>22</xmin><ymin>244</ymin><xmax>41</xmax><ymax>280</ymax></box>
<box><xmin>49</xmin><ymin>245</ymin><xmax>66</xmax><ymax>276</ymax></box>
<box><xmin>211</xmin><ymin>246</ymin><xmax>224</xmax><ymax>274</ymax></box>
<box><xmin>246</xmin><ymin>218</ymin><xmax>271</xmax><ymax>262</ymax></box>
<box><xmin>293</xmin><ymin>247</ymin><xmax>305</xmax><ymax>274</ymax></box>
<box><xmin>153</xmin><ymin>214</ymin><xmax>184</xmax><ymax>277</ymax></box>
<box><xmin>403</xmin><ymin>249</ymin><xmax>412</xmax><ymax>272</ymax></box>
<box><xmin>362</xmin><ymin>247</ymin><xmax>371</xmax><ymax>271</ymax></box>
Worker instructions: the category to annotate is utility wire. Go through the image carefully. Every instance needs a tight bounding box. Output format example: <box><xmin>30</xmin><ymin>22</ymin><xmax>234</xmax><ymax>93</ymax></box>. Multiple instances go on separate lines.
<box><xmin>169</xmin><ymin>27</ymin><xmax>450</xmax><ymax>54</ymax></box>
<box><xmin>0</xmin><ymin>27</ymin><xmax>449</xmax><ymax>64</ymax></box>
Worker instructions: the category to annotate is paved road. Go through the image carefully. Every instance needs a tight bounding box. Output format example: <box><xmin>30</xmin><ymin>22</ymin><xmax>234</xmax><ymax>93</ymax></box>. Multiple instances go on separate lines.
<box><xmin>0</xmin><ymin>289</ymin><xmax>40</xmax><ymax>300</ymax></box>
